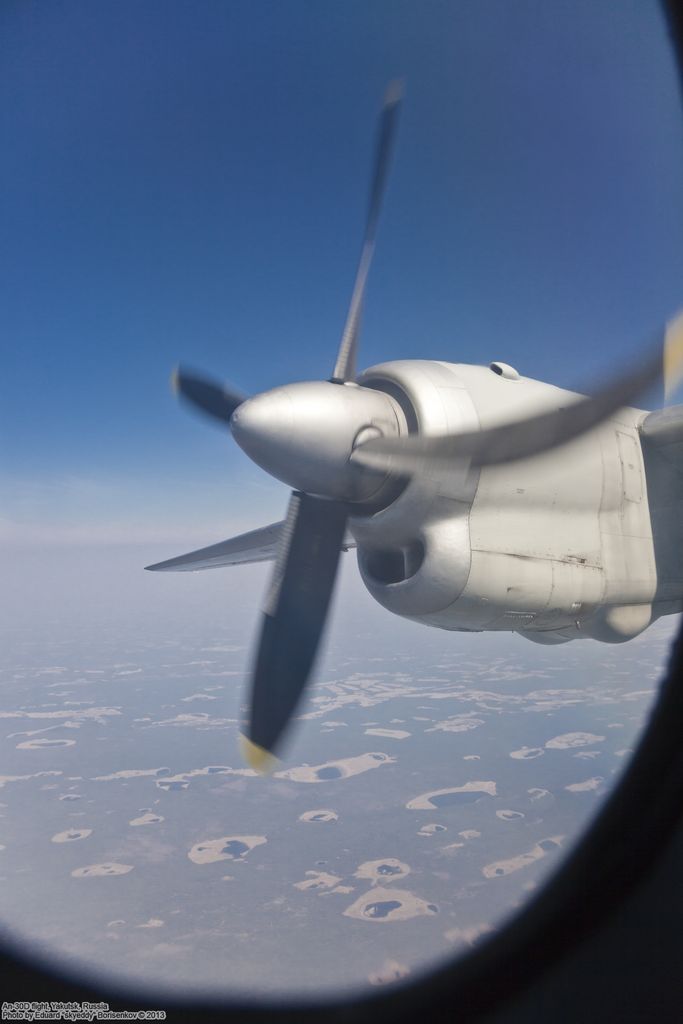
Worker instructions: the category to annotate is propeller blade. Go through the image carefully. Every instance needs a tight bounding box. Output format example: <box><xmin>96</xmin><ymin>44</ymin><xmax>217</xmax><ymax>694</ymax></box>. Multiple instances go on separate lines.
<box><xmin>242</xmin><ymin>492</ymin><xmax>348</xmax><ymax>766</ymax></box>
<box><xmin>331</xmin><ymin>81</ymin><xmax>403</xmax><ymax>384</ymax></box>
<box><xmin>172</xmin><ymin>367</ymin><xmax>246</xmax><ymax>427</ymax></box>
<box><xmin>351</xmin><ymin>312</ymin><xmax>683</xmax><ymax>475</ymax></box>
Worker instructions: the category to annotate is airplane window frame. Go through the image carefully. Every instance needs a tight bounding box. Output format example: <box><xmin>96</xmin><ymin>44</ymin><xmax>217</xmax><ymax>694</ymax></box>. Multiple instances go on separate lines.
<box><xmin>2</xmin><ymin>2</ymin><xmax>683</xmax><ymax>1020</ymax></box>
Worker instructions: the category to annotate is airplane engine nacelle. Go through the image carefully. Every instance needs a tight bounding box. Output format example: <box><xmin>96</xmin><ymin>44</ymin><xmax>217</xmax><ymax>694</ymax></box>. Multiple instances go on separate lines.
<box><xmin>350</xmin><ymin>360</ymin><xmax>481</xmax><ymax>619</ymax></box>
<box><xmin>350</xmin><ymin>358</ymin><xmax>658</xmax><ymax>639</ymax></box>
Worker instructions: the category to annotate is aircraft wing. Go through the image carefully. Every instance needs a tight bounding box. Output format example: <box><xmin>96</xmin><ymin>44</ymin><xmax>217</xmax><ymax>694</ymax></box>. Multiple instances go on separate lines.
<box><xmin>145</xmin><ymin>521</ymin><xmax>356</xmax><ymax>573</ymax></box>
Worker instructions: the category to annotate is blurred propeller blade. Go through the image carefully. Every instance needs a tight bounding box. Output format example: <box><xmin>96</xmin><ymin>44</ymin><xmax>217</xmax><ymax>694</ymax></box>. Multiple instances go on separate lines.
<box><xmin>352</xmin><ymin>312</ymin><xmax>683</xmax><ymax>475</ymax></box>
<box><xmin>331</xmin><ymin>81</ymin><xmax>403</xmax><ymax>384</ymax></box>
<box><xmin>173</xmin><ymin>367</ymin><xmax>246</xmax><ymax>427</ymax></box>
<box><xmin>243</xmin><ymin>492</ymin><xmax>349</xmax><ymax>765</ymax></box>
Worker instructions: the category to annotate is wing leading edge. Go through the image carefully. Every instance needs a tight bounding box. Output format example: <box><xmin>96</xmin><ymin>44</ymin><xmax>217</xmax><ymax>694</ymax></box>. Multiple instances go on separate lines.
<box><xmin>145</xmin><ymin>521</ymin><xmax>356</xmax><ymax>573</ymax></box>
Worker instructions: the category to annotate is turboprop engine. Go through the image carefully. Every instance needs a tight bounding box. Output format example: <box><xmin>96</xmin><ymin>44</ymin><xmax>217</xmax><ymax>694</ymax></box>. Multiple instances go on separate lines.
<box><xmin>148</xmin><ymin>82</ymin><xmax>683</xmax><ymax>764</ymax></box>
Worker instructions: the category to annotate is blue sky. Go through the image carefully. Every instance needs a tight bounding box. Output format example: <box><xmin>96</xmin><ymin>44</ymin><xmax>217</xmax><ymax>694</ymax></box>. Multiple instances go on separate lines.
<box><xmin>2</xmin><ymin>0</ymin><xmax>683</xmax><ymax>546</ymax></box>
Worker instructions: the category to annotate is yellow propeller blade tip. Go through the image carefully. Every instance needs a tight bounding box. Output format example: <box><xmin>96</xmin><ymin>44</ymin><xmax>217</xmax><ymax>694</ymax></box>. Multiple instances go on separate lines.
<box><xmin>170</xmin><ymin>367</ymin><xmax>180</xmax><ymax>396</ymax></box>
<box><xmin>663</xmin><ymin>311</ymin><xmax>683</xmax><ymax>400</ymax></box>
<box><xmin>239</xmin><ymin>735</ymin><xmax>278</xmax><ymax>775</ymax></box>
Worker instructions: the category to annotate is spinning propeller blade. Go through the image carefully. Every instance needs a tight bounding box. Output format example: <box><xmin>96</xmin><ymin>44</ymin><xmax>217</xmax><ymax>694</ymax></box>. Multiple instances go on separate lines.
<box><xmin>173</xmin><ymin>367</ymin><xmax>246</xmax><ymax>426</ymax></box>
<box><xmin>351</xmin><ymin>312</ymin><xmax>683</xmax><ymax>476</ymax></box>
<box><xmin>331</xmin><ymin>81</ymin><xmax>403</xmax><ymax>384</ymax></box>
<box><xmin>242</xmin><ymin>493</ymin><xmax>348</xmax><ymax>765</ymax></box>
